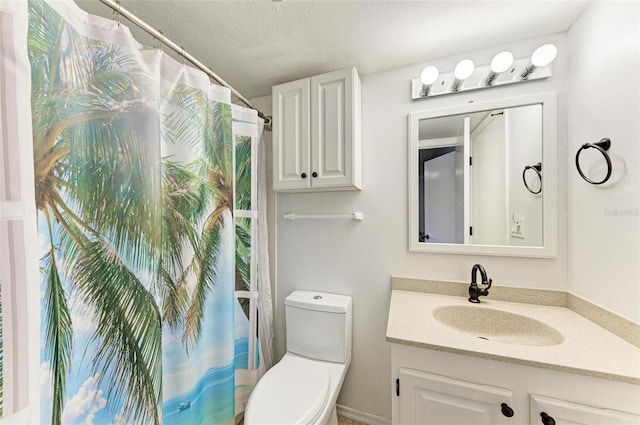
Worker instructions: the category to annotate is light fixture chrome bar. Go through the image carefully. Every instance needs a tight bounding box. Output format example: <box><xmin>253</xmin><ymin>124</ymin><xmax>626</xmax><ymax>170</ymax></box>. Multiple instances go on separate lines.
<box><xmin>484</xmin><ymin>71</ymin><xmax>499</xmax><ymax>86</ymax></box>
<box><xmin>520</xmin><ymin>64</ymin><xmax>537</xmax><ymax>80</ymax></box>
<box><xmin>411</xmin><ymin>57</ymin><xmax>552</xmax><ymax>101</ymax></box>
<box><xmin>98</xmin><ymin>0</ymin><xmax>267</xmax><ymax>121</ymax></box>
<box><xmin>450</xmin><ymin>78</ymin><xmax>463</xmax><ymax>92</ymax></box>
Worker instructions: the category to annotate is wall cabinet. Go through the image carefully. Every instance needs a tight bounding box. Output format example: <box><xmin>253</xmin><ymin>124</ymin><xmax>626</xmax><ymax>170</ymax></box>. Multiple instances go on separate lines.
<box><xmin>272</xmin><ymin>67</ymin><xmax>361</xmax><ymax>192</ymax></box>
<box><xmin>391</xmin><ymin>344</ymin><xmax>640</xmax><ymax>425</ymax></box>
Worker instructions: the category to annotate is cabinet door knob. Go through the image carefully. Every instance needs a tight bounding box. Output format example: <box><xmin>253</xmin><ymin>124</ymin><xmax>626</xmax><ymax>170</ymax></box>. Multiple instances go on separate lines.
<box><xmin>301</xmin><ymin>173</ymin><xmax>307</xmax><ymax>179</ymax></box>
<box><xmin>500</xmin><ymin>403</ymin><xmax>514</xmax><ymax>418</ymax></box>
<box><xmin>312</xmin><ymin>171</ymin><xmax>318</xmax><ymax>178</ymax></box>
<box><xmin>540</xmin><ymin>412</ymin><xmax>556</xmax><ymax>425</ymax></box>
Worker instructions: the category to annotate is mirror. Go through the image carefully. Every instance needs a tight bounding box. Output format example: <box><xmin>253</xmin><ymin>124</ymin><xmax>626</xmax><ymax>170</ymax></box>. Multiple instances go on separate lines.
<box><xmin>408</xmin><ymin>93</ymin><xmax>557</xmax><ymax>257</ymax></box>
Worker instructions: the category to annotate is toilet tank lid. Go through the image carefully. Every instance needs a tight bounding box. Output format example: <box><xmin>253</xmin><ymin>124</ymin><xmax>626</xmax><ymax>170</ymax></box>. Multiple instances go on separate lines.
<box><xmin>285</xmin><ymin>290</ymin><xmax>352</xmax><ymax>314</ymax></box>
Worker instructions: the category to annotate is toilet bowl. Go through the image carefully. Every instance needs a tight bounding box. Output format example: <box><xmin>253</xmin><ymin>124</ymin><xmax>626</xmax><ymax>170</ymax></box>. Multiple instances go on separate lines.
<box><xmin>244</xmin><ymin>353</ymin><xmax>349</xmax><ymax>425</ymax></box>
<box><xmin>244</xmin><ymin>291</ymin><xmax>352</xmax><ymax>425</ymax></box>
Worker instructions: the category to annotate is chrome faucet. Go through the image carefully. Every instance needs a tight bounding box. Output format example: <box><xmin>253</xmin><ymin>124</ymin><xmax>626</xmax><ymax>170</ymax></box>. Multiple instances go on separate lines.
<box><xmin>468</xmin><ymin>264</ymin><xmax>492</xmax><ymax>303</ymax></box>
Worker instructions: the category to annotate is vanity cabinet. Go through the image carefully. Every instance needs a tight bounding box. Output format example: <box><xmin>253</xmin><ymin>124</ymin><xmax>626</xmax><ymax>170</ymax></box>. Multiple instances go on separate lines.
<box><xmin>398</xmin><ymin>367</ymin><xmax>514</xmax><ymax>424</ymax></box>
<box><xmin>272</xmin><ymin>67</ymin><xmax>361</xmax><ymax>192</ymax></box>
<box><xmin>391</xmin><ymin>344</ymin><xmax>640</xmax><ymax>425</ymax></box>
<box><xmin>529</xmin><ymin>394</ymin><xmax>640</xmax><ymax>425</ymax></box>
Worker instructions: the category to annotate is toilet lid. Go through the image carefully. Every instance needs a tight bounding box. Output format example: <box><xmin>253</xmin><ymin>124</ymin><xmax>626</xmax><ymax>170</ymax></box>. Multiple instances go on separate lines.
<box><xmin>246</xmin><ymin>356</ymin><xmax>330</xmax><ymax>425</ymax></box>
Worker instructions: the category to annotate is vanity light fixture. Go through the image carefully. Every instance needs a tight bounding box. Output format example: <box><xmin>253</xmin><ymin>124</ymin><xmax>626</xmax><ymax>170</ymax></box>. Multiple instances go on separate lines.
<box><xmin>451</xmin><ymin>59</ymin><xmax>474</xmax><ymax>91</ymax></box>
<box><xmin>521</xmin><ymin>43</ymin><xmax>557</xmax><ymax>80</ymax></box>
<box><xmin>419</xmin><ymin>65</ymin><xmax>439</xmax><ymax>96</ymax></box>
<box><xmin>411</xmin><ymin>43</ymin><xmax>557</xmax><ymax>100</ymax></box>
<box><xmin>486</xmin><ymin>51</ymin><xmax>514</xmax><ymax>86</ymax></box>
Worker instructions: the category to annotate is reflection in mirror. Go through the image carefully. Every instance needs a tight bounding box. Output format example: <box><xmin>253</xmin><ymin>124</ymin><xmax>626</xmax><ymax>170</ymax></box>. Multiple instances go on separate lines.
<box><xmin>408</xmin><ymin>92</ymin><xmax>557</xmax><ymax>258</ymax></box>
<box><xmin>418</xmin><ymin>105</ymin><xmax>542</xmax><ymax>247</ymax></box>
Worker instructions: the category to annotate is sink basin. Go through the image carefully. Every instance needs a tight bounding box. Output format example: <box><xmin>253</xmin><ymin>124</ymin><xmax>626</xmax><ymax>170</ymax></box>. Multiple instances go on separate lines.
<box><xmin>432</xmin><ymin>305</ymin><xmax>564</xmax><ymax>346</ymax></box>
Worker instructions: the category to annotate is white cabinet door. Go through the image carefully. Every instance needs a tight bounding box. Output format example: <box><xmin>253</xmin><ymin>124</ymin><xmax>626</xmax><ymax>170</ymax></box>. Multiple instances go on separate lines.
<box><xmin>272</xmin><ymin>67</ymin><xmax>361</xmax><ymax>192</ymax></box>
<box><xmin>398</xmin><ymin>368</ymin><xmax>515</xmax><ymax>425</ymax></box>
<box><xmin>530</xmin><ymin>394</ymin><xmax>640</xmax><ymax>425</ymax></box>
<box><xmin>310</xmin><ymin>67</ymin><xmax>361</xmax><ymax>190</ymax></box>
<box><xmin>272</xmin><ymin>77</ymin><xmax>310</xmax><ymax>191</ymax></box>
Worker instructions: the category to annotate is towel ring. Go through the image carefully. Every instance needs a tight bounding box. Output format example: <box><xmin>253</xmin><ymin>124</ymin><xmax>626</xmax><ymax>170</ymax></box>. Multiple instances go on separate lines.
<box><xmin>522</xmin><ymin>162</ymin><xmax>542</xmax><ymax>194</ymax></box>
<box><xmin>575</xmin><ymin>138</ymin><xmax>612</xmax><ymax>185</ymax></box>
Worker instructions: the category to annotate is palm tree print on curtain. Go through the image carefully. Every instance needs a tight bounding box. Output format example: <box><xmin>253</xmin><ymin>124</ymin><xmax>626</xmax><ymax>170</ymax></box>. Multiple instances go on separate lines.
<box><xmin>27</xmin><ymin>0</ymin><xmax>254</xmax><ymax>423</ymax></box>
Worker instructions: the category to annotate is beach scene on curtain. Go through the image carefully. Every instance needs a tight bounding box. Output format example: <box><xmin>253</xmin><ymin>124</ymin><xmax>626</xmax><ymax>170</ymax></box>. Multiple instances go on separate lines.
<box><xmin>27</xmin><ymin>0</ymin><xmax>257</xmax><ymax>423</ymax></box>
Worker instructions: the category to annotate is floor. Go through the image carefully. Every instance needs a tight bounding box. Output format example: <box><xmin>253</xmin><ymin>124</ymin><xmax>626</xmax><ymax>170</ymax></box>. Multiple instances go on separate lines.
<box><xmin>338</xmin><ymin>414</ymin><xmax>368</xmax><ymax>425</ymax></box>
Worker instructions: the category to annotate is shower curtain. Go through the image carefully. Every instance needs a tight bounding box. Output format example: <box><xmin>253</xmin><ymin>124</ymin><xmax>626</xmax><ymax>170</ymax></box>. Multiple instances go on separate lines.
<box><xmin>13</xmin><ymin>0</ymin><xmax>267</xmax><ymax>423</ymax></box>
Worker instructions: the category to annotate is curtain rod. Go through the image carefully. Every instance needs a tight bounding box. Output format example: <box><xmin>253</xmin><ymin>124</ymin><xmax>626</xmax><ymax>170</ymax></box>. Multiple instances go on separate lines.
<box><xmin>98</xmin><ymin>0</ymin><xmax>268</xmax><ymax>124</ymax></box>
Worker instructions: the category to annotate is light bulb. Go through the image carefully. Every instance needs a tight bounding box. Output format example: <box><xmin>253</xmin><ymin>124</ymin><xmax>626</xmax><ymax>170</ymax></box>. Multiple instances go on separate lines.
<box><xmin>490</xmin><ymin>51</ymin><xmax>514</xmax><ymax>74</ymax></box>
<box><xmin>531</xmin><ymin>44</ymin><xmax>557</xmax><ymax>67</ymax></box>
<box><xmin>420</xmin><ymin>66</ymin><xmax>439</xmax><ymax>86</ymax></box>
<box><xmin>454</xmin><ymin>59</ymin><xmax>475</xmax><ymax>80</ymax></box>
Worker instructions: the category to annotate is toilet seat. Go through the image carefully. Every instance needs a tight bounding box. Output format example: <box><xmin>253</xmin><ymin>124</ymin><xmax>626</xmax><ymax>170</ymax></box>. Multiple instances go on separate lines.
<box><xmin>246</xmin><ymin>355</ymin><xmax>330</xmax><ymax>425</ymax></box>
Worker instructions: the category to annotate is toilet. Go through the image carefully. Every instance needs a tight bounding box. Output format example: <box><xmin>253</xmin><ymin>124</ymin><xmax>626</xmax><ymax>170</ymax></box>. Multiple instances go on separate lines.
<box><xmin>244</xmin><ymin>290</ymin><xmax>352</xmax><ymax>425</ymax></box>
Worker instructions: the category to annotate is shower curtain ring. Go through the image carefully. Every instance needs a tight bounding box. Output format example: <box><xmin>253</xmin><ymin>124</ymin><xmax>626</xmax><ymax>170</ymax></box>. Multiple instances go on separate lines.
<box><xmin>180</xmin><ymin>46</ymin><xmax>186</xmax><ymax>65</ymax></box>
<box><xmin>154</xmin><ymin>31</ymin><xmax>165</xmax><ymax>49</ymax></box>
<box><xmin>114</xmin><ymin>0</ymin><xmax>121</xmax><ymax>26</ymax></box>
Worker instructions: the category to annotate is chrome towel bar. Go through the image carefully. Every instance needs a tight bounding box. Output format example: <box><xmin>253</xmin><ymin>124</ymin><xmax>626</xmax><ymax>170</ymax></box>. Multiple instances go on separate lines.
<box><xmin>283</xmin><ymin>212</ymin><xmax>364</xmax><ymax>221</ymax></box>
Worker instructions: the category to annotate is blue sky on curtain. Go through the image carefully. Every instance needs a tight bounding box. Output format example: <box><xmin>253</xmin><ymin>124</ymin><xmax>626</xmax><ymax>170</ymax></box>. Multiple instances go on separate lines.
<box><xmin>25</xmin><ymin>0</ymin><xmax>262</xmax><ymax>423</ymax></box>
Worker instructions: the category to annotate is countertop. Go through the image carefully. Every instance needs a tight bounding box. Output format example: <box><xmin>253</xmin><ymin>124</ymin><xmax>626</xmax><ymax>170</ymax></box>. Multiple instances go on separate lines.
<box><xmin>386</xmin><ymin>289</ymin><xmax>640</xmax><ymax>384</ymax></box>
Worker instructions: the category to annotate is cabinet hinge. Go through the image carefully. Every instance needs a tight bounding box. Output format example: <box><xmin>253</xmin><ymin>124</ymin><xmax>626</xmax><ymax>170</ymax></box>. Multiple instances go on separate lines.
<box><xmin>470</xmin><ymin>226</ymin><xmax>473</xmax><ymax>236</ymax></box>
<box><xmin>469</xmin><ymin>157</ymin><xmax>473</xmax><ymax>166</ymax></box>
<box><xmin>395</xmin><ymin>378</ymin><xmax>400</xmax><ymax>397</ymax></box>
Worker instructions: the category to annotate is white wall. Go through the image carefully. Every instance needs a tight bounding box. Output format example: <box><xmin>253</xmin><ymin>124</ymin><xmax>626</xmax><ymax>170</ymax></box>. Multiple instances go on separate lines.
<box><xmin>423</xmin><ymin>151</ymin><xmax>458</xmax><ymax>243</ymax></box>
<box><xmin>471</xmin><ymin>113</ymin><xmax>507</xmax><ymax>245</ymax></box>
<box><xmin>274</xmin><ymin>34</ymin><xmax>569</xmax><ymax>420</ymax></box>
<box><xmin>507</xmin><ymin>105</ymin><xmax>543</xmax><ymax>247</ymax></box>
<box><xmin>566</xmin><ymin>1</ymin><xmax>640</xmax><ymax>322</ymax></box>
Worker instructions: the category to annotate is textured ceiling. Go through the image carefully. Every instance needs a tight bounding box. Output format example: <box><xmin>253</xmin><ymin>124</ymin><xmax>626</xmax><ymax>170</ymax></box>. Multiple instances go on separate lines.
<box><xmin>74</xmin><ymin>0</ymin><xmax>589</xmax><ymax>100</ymax></box>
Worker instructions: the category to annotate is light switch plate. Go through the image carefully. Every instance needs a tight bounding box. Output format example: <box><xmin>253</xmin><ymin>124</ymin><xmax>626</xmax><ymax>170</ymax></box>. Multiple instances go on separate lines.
<box><xmin>511</xmin><ymin>216</ymin><xmax>525</xmax><ymax>239</ymax></box>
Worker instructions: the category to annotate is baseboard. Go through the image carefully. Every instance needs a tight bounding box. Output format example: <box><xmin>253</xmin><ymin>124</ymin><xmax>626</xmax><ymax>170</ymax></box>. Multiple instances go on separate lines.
<box><xmin>337</xmin><ymin>405</ymin><xmax>391</xmax><ymax>425</ymax></box>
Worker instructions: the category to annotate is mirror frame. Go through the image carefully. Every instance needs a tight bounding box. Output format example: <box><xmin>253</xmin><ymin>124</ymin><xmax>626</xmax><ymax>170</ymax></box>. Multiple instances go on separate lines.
<box><xmin>408</xmin><ymin>92</ymin><xmax>558</xmax><ymax>258</ymax></box>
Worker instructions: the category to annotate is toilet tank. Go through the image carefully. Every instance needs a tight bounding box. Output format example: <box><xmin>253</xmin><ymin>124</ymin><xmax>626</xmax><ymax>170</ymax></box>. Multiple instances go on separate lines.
<box><xmin>285</xmin><ymin>290</ymin><xmax>352</xmax><ymax>363</ymax></box>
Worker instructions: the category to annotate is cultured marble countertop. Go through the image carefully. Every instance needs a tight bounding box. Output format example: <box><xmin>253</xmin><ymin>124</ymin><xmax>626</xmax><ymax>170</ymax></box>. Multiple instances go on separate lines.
<box><xmin>386</xmin><ymin>289</ymin><xmax>640</xmax><ymax>384</ymax></box>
